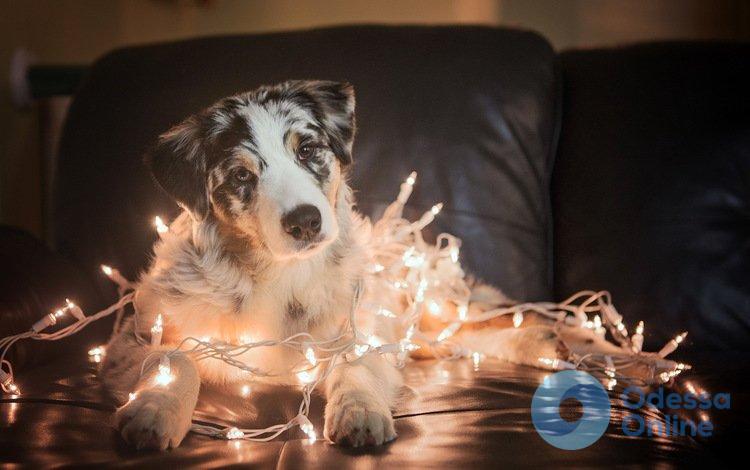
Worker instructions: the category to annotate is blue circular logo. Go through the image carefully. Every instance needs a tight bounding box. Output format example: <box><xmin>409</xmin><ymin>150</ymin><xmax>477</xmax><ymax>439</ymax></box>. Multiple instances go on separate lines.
<box><xmin>531</xmin><ymin>370</ymin><xmax>611</xmax><ymax>450</ymax></box>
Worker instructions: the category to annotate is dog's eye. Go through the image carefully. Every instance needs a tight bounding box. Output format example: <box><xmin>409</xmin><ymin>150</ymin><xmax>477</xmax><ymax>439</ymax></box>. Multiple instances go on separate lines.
<box><xmin>297</xmin><ymin>144</ymin><xmax>316</xmax><ymax>161</ymax></box>
<box><xmin>233</xmin><ymin>168</ymin><xmax>252</xmax><ymax>182</ymax></box>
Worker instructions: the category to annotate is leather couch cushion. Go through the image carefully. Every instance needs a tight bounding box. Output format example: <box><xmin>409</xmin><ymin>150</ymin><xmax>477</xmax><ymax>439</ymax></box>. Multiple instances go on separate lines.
<box><xmin>0</xmin><ymin>355</ymin><xmax>724</xmax><ymax>468</ymax></box>
<box><xmin>554</xmin><ymin>43</ymin><xmax>750</xmax><ymax>350</ymax></box>
<box><xmin>54</xmin><ymin>25</ymin><xmax>559</xmax><ymax>302</ymax></box>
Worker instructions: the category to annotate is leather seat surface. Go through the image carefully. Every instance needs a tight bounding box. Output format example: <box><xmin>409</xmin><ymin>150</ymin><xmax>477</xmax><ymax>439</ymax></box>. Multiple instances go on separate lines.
<box><xmin>1</xmin><ymin>354</ymin><xmax>725</xmax><ymax>468</ymax></box>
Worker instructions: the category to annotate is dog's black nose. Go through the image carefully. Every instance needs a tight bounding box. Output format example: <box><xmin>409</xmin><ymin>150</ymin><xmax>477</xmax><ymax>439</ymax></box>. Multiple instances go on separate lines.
<box><xmin>282</xmin><ymin>204</ymin><xmax>322</xmax><ymax>241</ymax></box>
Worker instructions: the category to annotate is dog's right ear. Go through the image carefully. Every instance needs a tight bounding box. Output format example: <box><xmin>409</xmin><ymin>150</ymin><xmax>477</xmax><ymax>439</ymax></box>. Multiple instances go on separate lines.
<box><xmin>144</xmin><ymin>117</ymin><xmax>210</xmax><ymax>221</ymax></box>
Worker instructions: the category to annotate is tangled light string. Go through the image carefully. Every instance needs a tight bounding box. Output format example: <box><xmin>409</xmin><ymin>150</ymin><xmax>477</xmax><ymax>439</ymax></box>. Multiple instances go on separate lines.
<box><xmin>0</xmin><ymin>171</ymin><xmax>690</xmax><ymax>442</ymax></box>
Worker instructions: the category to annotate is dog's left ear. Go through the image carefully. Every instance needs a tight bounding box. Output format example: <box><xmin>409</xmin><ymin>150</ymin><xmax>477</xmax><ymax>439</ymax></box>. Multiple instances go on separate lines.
<box><xmin>302</xmin><ymin>80</ymin><xmax>356</xmax><ymax>165</ymax></box>
<box><xmin>144</xmin><ymin>116</ymin><xmax>211</xmax><ymax>221</ymax></box>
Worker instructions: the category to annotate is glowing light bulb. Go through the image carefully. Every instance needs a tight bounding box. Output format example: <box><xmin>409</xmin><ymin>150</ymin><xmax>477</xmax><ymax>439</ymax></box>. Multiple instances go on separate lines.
<box><xmin>151</xmin><ymin>314</ymin><xmax>163</xmax><ymax>346</ymax></box>
<box><xmin>226</xmin><ymin>427</ymin><xmax>244</xmax><ymax>440</ymax></box>
<box><xmin>154</xmin><ymin>216</ymin><xmax>169</xmax><ymax>234</ymax></box>
<box><xmin>367</xmin><ymin>335</ymin><xmax>384</xmax><ymax>348</ymax></box>
<box><xmin>101</xmin><ymin>265</ymin><xmax>113</xmax><ymax>276</ymax></box>
<box><xmin>299</xmin><ymin>415</ymin><xmax>317</xmax><ymax>443</ymax></box>
<box><xmin>472</xmin><ymin>352</ymin><xmax>482</xmax><ymax>369</ymax></box>
<box><xmin>458</xmin><ymin>305</ymin><xmax>468</xmax><ymax>321</ymax></box>
<box><xmin>376</xmin><ymin>307</ymin><xmax>396</xmax><ymax>318</ymax></box>
<box><xmin>450</xmin><ymin>246</ymin><xmax>459</xmax><ymax>263</ymax></box>
<box><xmin>354</xmin><ymin>344</ymin><xmax>369</xmax><ymax>357</ymax></box>
<box><xmin>304</xmin><ymin>346</ymin><xmax>317</xmax><ymax>367</ymax></box>
<box><xmin>1</xmin><ymin>370</ymin><xmax>20</xmax><ymax>395</ymax></box>
<box><xmin>405</xmin><ymin>324</ymin><xmax>416</xmax><ymax>340</ymax></box>
<box><xmin>631</xmin><ymin>320</ymin><xmax>645</xmax><ymax>352</ymax></box>
<box><xmin>513</xmin><ymin>311</ymin><xmax>524</xmax><ymax>328</ymax></box>
<box><xmin>415</xmin><ymin>279</ymin><xmax>428</xmax><ymax>302</ymax></box>
<box><xmin>88</xmin><ymin>345</ymin><xmax>106</xmax><ymax>363</ymax></box>
<box><xmin>427</xmin><ymin>300</ymin><xmax>442</xmax><ymax>316</ymax></box>
<box><xmin>238</xmin><ymin>335</ymin><xmax>252</xmax><ymax>345</ymax></box>
<box><xmin>658</xmin><ymin>332</ymin><xmax>688</xmax><ymax>358</ymax></box>
<box><xmin>538</xmin><ymin>357</ymin><xmax>575</xmax><ymax>370</ymax></box>
<box><xmin>297</xmin><ymin>370</ymin><xmax>315</xmax><ymax>385</ymax></box>
<box><xmin>154</xmin><ymin>356</ymin><xmax>173</xmax><ymax>386</ymax></box>
<box><xmin>403</xmin><ymin>247</ymin><xmax>425</xmax><ymax>268</ymax></box>
<box><xmin>436</xmin><ymin>322</ymin><xmax>461</xmax><ymax>342</ymax></box>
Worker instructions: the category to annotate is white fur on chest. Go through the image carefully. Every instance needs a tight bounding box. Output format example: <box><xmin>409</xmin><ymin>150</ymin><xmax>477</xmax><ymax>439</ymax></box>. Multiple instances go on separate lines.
<box><xmin>137</xmin><ymin>212</ymin><xmax>365</xmax><ymax>385</ymax></box>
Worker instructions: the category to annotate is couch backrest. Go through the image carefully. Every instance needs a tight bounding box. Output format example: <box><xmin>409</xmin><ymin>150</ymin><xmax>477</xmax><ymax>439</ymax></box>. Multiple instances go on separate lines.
<box><xmin>54</xmin><ymin>25</ymin><xmax>559</xmax><ymax>302</ymax></box>
<box><xmin>555</xmin><ymin>43</ymin><xmax>750</xmax><ymax>350</ymax></box>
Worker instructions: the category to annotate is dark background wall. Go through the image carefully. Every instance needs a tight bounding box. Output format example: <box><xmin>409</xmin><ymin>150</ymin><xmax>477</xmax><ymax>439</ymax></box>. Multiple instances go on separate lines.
<box><xmin>1</xmin><ymin>0</ymin><xmax>749</xmax><ymax>239</ymax></box>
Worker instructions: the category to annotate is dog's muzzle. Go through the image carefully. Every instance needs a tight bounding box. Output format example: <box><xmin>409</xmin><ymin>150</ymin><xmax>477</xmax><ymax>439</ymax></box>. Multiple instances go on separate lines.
<box><xmin>282</xmin><ymin>204</ymin><xmax>322</xmax><ymax>242</ymax></box>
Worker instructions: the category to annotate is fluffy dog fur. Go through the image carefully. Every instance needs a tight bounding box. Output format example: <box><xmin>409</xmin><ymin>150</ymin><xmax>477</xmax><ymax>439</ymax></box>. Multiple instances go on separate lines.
<box><xmin>100</xmin><ymin>80</ymin><xmax>565</xmax><ymax>451</ymax></box>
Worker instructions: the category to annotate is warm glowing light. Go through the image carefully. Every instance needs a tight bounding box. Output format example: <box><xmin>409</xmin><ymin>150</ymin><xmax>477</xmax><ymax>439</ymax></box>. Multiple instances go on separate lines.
<box><xmin>299</xmin><ymin>416</ymin><xmax>317</xmax><ymax>443</ymax></box>
<box><xmin>239</xmin><ymin>335</ymin><xmax>252</xmax><ymax>344</ymax></box>
<box><xmin>431</xmin><ymin>203</ymin><xmax>443</xmax><ymax>215</ymax></box>
<box><xmin>436</xmin><ymin>323</ymin><xmax>461</xmax><ymax>342</ymax></box>
<box><xmin>128</xmin><ymin>392</ymin><xmax>137</xmax><ymax>401</ymax></box>
<box><xmin>450</xmin><ymin>247</ymin><xmax>459</xmax><ymax>263</ymax></box>
<box><xmin>8</xmin><ymin>383</ymin><xmax>20</xmax><ymax>395</ymax></box>
<box><xmin>354</xmin><ymin>344</ymin><xmax>369</xmax><ymax>357</ymax></box>
<box><xmin>226</xmin><ymin>427</ymin><xmax>245</xmax><ymax>440</ymax></box>
<box><xmin>607</xmin><ymin>378</ymin><xmax>617</xmax><ymax>390</ymax></box>
<box><xmin>405</xmin><ymin>325</ymin><xmax>416</xmax><ymax>340</ymax></box>
<box><xmin>304</xmin><ymin>346</ymin><xmax>317</xmax><ymax>367</ymax></box>
<box><xmin>458</xmin><ymin>305</ymin><xmax>468</xmax><ymax>321</ymax></box>
<box><xmin>101</xmin><ymin>265</ymin><xmax>113</xmax><ymax>276</ymax></box>
<box><xmin>472</xmin><ymin>352</ymin><xmax>482</xmax><ymax>369</ymax></box>
<box><xmin>513</xmin><ymin>311</ymin><xmax>524</xmax><ymax>328</ymax></box>
<box><xmin>427</xmin><ymin>300</ymin><xmax>442</xmax><ymax>316</ymax></box>
<box><xmin>415</xmin><ymin>279</ymin><xmax>428</xmax><ymax>302</ymax></box>
<box><xmin>406</xmin><ymin>171</ymin><xmax>417</xmax><ymax>186</ymax></box>
<box><xmin>636</xmin><ymin>321</ymin><xmax>644</xmax><ymax>335</ymax></box>
<box><xmin>88</xmin><ymin>345</ymin><xmax>105</xmax><ymax>363</ymax></box>
<box><xmin>154</xmin><ymin>216</ymin><xmax>169</xmax><ymax>234</ymax></box>
<box><xmin>151</xmin><ymin>314</ymin><xmax>163</xmax><ymax>346</ymax></box>
<box><xmin>675</xmin><ymin>332</ymin><xmax>687</xmax><ymax>344</ymax></box>
<box><xmin>154</xmin><ymin>357</ymin><xmax>173</xmax><ymax>386</ymax></box>
<box><xmin>297</xmin><ymin>370</ymin><xmax>315</xmax><ymax>385</ymax></box>
<box><xmin>403</xmin><ymin>247</ymin><xmax>425</xmax><ymax>268</ymax></box>
<box><xmin>240</xmin><ymin>384</ymin><xmax>251</xmax><ymax>397</ymax></box>
<box><xmin>376</xmin><ymin>306</ymin><xmax>396</xmax><ymax>318</ymax></box>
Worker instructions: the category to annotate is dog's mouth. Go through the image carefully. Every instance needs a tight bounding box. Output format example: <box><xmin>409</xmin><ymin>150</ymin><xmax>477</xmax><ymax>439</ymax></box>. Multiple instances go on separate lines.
<box><xmin>293</xmin><ymin>234</ymin><xmax>327</xmax><ymax>253</ymax></box>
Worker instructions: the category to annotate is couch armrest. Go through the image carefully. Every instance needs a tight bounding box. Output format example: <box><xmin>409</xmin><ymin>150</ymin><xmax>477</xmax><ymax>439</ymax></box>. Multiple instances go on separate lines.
<box><xmin>0</xmin><ymin>226</ymin><xmax>110</xmax><ymax>372</ymax></box>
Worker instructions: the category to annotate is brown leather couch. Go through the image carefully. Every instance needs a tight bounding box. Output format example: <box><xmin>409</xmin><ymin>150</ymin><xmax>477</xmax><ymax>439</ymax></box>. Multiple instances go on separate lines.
<box><xmin>1</xmin><ymin>26</ymin><xmax>747</xmax><ymax>468</ymax></box>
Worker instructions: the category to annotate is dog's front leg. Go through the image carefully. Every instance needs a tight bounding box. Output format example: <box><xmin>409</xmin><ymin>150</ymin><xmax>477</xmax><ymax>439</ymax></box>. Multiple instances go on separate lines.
<box><xmin>106</xmin><ymin>336</ymin><xmax>200</xmax><ymax>450</ymax></box>
<box><xmin>324</xmin><ymin>354</ymin><xmax>402</xmax><ymax>447</ymax></box>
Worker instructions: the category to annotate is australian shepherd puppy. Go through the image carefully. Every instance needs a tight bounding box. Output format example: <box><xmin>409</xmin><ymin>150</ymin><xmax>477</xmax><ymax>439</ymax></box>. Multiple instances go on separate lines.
<box><xmin>100</xmin><ymin>80</ymin><xmax>568</xmax><ymax>451</ymax></box>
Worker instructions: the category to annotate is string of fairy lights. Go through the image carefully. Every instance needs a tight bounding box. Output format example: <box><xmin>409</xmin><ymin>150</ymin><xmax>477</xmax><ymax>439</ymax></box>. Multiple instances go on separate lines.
<box><xmin>0</xmin><ymin>171</ymin><xmax>691</xmax><ymax>443</ymax></box>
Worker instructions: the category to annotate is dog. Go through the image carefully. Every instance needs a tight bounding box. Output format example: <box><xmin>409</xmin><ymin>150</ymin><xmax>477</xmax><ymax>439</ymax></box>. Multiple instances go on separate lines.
<box><xmin>100</xmin><ymin>80</ymin><xmax>569</xmax><ymax>451</ymax></box>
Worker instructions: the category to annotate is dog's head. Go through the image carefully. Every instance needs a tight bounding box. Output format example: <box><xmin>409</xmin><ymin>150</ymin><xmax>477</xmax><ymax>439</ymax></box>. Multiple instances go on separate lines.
<box><xmin>146</xmin><ymin>80</ymin><xmax>355</xmax><ymax>259</ymax></box>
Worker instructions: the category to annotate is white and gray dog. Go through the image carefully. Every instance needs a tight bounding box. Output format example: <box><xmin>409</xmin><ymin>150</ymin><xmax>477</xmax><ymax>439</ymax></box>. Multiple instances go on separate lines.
<box><xmin>101</xmin><ymin>80</ymin><xmax>569</xmax><ymax>451</ymax></box>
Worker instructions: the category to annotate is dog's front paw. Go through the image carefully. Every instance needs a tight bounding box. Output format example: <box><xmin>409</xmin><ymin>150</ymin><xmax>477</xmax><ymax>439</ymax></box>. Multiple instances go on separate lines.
<box><xmin>324</xmin><ymin>394</ymin><xmax>396</xmax><ymax>447</ymax></box>
<box><xmin>115</xmin><ymin>389</ymin><xmax>191</xmax><ymax>450</ymax></box>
